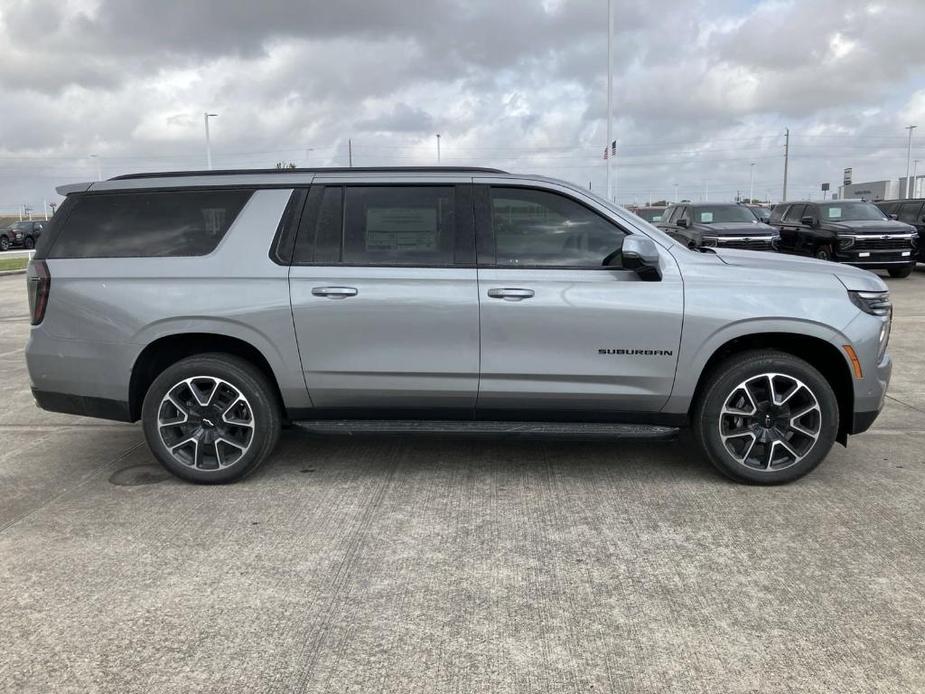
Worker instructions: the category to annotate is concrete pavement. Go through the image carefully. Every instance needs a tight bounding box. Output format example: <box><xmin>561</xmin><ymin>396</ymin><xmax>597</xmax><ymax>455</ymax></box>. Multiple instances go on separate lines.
<box><xmin>0</xmin><ymin>270</ymin><xmax>923</xmax><ymax>693</ymax></box>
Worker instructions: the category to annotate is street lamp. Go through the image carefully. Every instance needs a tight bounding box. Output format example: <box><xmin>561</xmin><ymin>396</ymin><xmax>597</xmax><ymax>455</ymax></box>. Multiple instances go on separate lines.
<box><xmin>905</xmin><ymin>124</ymin><xmax>917</xmax><ymax>198</ymax></box>
<box><xmin>748</xmin><ymin>162</ymin><xmax>755</xmax><ymax>203</ymax></box>
<box><xmin>436</xmin><ymin>133</ymin><xmax>441</xmax><ymax>164</ymax></box>
<box><xmin>305</xmin><ymin>148</ymin><xmax>315</xmax><ymax>167</ymax></box>
<box><xmin>204</xmin><ymin>112</ymin><xmax>218</xmax><ymax>170</ymax></box>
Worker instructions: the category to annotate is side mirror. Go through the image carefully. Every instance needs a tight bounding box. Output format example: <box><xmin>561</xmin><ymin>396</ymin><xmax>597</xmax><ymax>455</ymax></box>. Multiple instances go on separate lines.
<box><xmin>800</xmin><ymin>215</ymin><xmax>815</xmax><ymax>226</ymax></box>
<box><xmin>621</xmin><ymin>236</ymin><xmax>661</xmax><ymax>281</ymax></box>
<box><xmin>677</xmin><ymin>218</ymin><xmax>689</xmax><ymax>228</ymax></box>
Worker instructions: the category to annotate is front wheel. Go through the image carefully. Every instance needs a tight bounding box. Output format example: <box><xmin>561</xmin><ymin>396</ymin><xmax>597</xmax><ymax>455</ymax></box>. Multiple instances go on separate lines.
<box><xmin>814</xmin><ymin>245</ymin><xmax>833</xmax><ymax>262</ymax></box>
<box><xmin>692</xmin><ymin>350</ymin><xmax>839</xmax><ymax>484</ymax></box>
<box><xmin>888</xmin><ymin>265</ymin><xmax>914</xmax><ymax>278</ymax></box>
<box><xmin>23</xmin><ymin>236</ymin><xmax>34</xmax><ymax>250</ymax></box>
<box><xmin>141</xmin><ymin>353</ymin><xmax>281</xmax><ymax>484</ymax></box>
<box><xmin>0</xmin><ymin>236</ymin><xmax>8</xmax><ymax>251</ymax></box>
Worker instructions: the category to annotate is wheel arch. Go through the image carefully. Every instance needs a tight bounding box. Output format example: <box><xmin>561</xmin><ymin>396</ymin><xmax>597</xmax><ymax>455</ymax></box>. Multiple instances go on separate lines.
<box><xmin>129</xmin><ymin>332</ymin><xmax>287</xmax><ymax>422</ymax></box>
<box><xmin>689</xmin><ymin>332</ymin><xmax>854</xmax><ymax>444</ymax></box>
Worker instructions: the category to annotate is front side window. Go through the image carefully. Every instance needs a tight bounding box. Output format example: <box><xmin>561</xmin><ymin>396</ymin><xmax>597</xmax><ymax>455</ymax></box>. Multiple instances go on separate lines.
<box><xmin>50</xmin><ymin>189</ymin><xmax>253</xmax><ymax>258</ymax></box>
<box><xmin>782</xmin><ymin>204</ymin><xmax>805</xmax><ymax>223</ymax></box>
<box><xmin>692</xmin><ymin>206</ymin><xmax>760</xmax><ymax>224</ymax></box>
<box><xmin>819</xmin><ymin>202</ymin><xmax>887</xmax><ymax>222</ymax></box>
<box><xmin>899</xmin><ymin>202</ymin><xmax>924</xmax><ymax>224</ymax></box>
<box><xmin>490</xmin><ymin>187</ymin><xmax>626</xmax><ymax>268</ymax></box>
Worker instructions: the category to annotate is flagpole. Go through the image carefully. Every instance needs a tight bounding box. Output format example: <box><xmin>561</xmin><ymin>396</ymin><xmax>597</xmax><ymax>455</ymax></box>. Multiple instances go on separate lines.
<box><xmin>606</xmin><ymin>0</ymin><xmax>613</xmax><ymax>203</ymax></box>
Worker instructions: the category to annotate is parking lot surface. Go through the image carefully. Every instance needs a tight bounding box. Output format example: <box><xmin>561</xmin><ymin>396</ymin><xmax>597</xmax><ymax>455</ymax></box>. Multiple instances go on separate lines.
<box><xmin>0</xmin><ymin>269</ymin><xmax>923</xmax><ymax>693</ymax></box>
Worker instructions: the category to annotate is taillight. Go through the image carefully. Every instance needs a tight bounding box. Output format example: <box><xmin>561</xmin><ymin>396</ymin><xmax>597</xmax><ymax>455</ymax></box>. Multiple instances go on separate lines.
<box><xmin>27</xmin><ymin>260</ymin><xmax>50</xmax><ymax>325</ymax></box>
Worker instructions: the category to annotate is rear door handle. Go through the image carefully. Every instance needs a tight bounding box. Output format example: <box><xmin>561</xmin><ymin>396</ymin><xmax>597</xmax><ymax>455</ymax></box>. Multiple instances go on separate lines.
<box><xmin>487</xmin><ymin>288</ymin><xmax>535</xmax><ymax>301</ymax></box>
<box><xmin>311</xmin><ymin>286</ymin><xmax>358</xmax><ymax>299</ymax></box>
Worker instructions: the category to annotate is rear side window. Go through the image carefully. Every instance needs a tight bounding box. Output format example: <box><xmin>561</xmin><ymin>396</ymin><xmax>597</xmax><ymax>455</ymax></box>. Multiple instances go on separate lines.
<box><xmin>49</xmin><ymin>189</ymin><xmax>253</xmax><ymax>258</ymax></box>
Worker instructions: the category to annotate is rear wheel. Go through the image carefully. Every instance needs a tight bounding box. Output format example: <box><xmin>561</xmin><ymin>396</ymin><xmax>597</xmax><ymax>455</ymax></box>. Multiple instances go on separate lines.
<box><xmin>0</xmin><ymin>236</ymin><xmax>8</xmax><ymax>251</ymax></box>
<box><xmin>23</xmin><ymin>236</ymin><xmax>34</xmax><ymax>250</ymax></box>
<box><xmin>693</xmin><ymin>350</ymin><xmax>839</xmax><ymax>484</ymax></box>
<box><xmin>141</xmin><ymin>353</ymin><xmax>281</xmax><ymax>483</ymax></box>
<box><xmin>888</xmin><ymin>265</ymin><xmax>913</xmax><ymax>278</ymax></box>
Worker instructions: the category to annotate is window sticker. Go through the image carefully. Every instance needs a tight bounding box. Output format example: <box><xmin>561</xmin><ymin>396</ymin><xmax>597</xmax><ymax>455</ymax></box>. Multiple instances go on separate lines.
<box><xmin>699</xmin><ymin>212</ymin><xmax>714</xmax><ymax>223</ymax></box>
<box><xmin>827</xmin><ymin>207</ymin><xmax>842</xmax><ymax>219</ymax></box>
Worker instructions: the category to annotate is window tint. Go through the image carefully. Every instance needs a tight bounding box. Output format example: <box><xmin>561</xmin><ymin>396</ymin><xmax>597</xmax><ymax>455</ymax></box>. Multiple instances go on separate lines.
<box><xmin>340</xmin><ymin>187</ymin><xmax>455</xmax><ymax>266</ymax></box>
<box><xmin>782</xmin><ymin>204</ymin><xmax>805</xmax><ymax>223</ymax></box>
<box><xmin>899</xmin><ymin>202</ymin><xmax>924</xmax><ymax>224</ymax></box>
<box><xmin>490</xmin><ymin>187</ymin><xmax>626</xmax><ymax>268</ymax></box>
<box><xmin>50</xmin><ymin>189</ymin><xmax>253</xmax><ymax>258</ymax></box>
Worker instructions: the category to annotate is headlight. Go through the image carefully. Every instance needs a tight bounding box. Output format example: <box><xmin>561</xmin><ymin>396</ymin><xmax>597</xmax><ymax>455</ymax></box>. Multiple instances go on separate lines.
<box><xmin>701</xmin><ymin>236</ymin><xmax>718</xmax><ymax>247</ymax></box>
<box><xmin>839</xmin><ymin>236</ymin><xmax>855</xmax><ymax>250</ymax></box>
<box><xmin>848</xmin><ymin>290</ymin><xmax>891</xmax><ymax>316</ymax></box>
<box><xmin>771</xmin><ymin>234</ymin><xmax>780</xmax><ymax>249</ymax></box>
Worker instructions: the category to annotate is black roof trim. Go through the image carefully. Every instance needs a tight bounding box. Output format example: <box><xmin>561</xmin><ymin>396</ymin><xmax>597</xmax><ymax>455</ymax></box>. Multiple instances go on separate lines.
<box><xmin>109</xmin><ymin>166</ymin><xmax>507</xmax><ymax>181</ymax></box>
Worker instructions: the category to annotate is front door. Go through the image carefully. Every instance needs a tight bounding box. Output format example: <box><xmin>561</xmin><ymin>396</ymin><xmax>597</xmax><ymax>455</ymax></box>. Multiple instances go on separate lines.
<box><xmin>288</xmin><ymin>182</ymin><xmax>479</xmax><ymax>417</ymax></box>
<box><xmin>473</xmin><ymin>181</ymin><xmax>684</xmax><ymax>420</ymax></box>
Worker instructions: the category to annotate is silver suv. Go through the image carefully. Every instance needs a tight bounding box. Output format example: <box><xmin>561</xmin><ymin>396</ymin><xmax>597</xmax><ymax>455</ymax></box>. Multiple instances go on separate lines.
<box><xmin>26</xmin><ymin>167</ymin><xmax>892</xmax><ymax>484</ymax></box>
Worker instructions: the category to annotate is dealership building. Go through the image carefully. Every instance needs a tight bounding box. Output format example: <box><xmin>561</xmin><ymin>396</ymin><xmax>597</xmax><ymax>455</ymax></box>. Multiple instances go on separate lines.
<box><xmin>837</xmin><ymin>175</ymin><xmax>925</xmax><ymax>200</ymax></box>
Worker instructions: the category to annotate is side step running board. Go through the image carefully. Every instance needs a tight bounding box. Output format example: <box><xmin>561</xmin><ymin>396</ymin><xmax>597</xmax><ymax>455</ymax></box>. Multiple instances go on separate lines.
<box><xmin>293</xmin><ymin>420</ymin><xmax>678</xmax><ymax>439</ymax></box>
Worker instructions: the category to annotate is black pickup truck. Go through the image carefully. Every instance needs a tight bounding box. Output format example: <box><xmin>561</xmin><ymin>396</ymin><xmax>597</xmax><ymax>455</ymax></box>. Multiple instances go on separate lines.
<box><xmin>769</xmin><ymin>200</ymin><xmax>916</xmax><ymax>277</ymax></box>
<box><xmin>0</xmin><ymin>221</ymin><xmax>46</xmax><ymax>251</ymax></box>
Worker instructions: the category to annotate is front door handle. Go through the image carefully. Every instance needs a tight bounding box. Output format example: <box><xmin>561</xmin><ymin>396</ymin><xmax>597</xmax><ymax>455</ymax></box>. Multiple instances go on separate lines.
<box><xmin>487</xmin><ymin>288</ymin><xmax>535</xmax><ymax>301</ymax></box>
<box><xmin>312</xmin><ymin>286</ymin><xmax>358</xmax><ymax>299</ymax></box>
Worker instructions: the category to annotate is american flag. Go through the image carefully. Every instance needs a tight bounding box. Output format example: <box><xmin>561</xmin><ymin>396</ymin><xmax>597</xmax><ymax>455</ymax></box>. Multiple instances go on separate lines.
<box><xmin>602</xmin><ymin>140</ymin><xmax>616</xmax><ymax>160</ymax></box>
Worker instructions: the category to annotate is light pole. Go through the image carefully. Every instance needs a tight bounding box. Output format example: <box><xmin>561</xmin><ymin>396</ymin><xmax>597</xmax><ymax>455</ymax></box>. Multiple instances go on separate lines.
<box><xmin>905</xmin><ymin>124</ymin><xmax>917</xmax><ymax>198</ymax></box>
<box><xmin>89</xmin><ymin>154</ymin><xmax>102</xmax><ymax>181</ymax></box>
<box><xmin>204</xmin><ymin>112</ymin><xmax>218</xmax><ymax>170</ymax></box>
<box><xmin>606</xmin><ymin>0</ymin><xmax>614</xmax><ymax>203</ymax></box>
<box><xmin>913</xmin><ymin>159</ymin><xmax>920</xmax><ymax>198</ymax></box>
<box><xmin>748</xmin><ymin>162</ymin><xmax>755</xmax><ymax>203</ymax></box>
<box><xmin>436</xmin><ymin>134</ymin><xmax>441</xmax><ymax>164</ymax></box>
<box><xmin>304</xmin><ymin>148</ymin><xmax>315</xmax><ymax>167</ymax></box>
<box><xmin>673</xmin><ymin>183</ymin><xmax>679</xmax><ymax>202</ymax></box>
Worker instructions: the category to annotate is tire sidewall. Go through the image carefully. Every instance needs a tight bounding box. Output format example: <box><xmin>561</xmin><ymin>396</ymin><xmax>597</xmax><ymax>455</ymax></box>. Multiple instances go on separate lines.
<box><xmin>695</xmin><ymin>352</ymin><xmax>839</xmax><ymax>484</ymax></box>
<box><xmin>141</xmin><ymin>354</ymin><xmax>280</xmax><ymax>484</ymax></box>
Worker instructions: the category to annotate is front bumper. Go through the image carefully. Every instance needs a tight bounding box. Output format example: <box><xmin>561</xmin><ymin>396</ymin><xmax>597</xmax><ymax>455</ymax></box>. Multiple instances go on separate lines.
<box><xmin>835</xmin><ymin>234</ymin><xmax>916</xmax><ymax>268</ymax></box>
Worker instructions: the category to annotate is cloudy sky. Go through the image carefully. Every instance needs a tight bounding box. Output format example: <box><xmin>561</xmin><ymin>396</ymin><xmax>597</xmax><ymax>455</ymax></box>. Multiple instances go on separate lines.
<box><xmin>1</xmin><ymin>0</ymin><xmax>924</xmax><ymax>214</ymax></box>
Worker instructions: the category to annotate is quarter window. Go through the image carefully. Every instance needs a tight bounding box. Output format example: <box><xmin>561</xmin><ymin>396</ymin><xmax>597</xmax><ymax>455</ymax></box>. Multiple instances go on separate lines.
<box><xmin>50</xmin><ymin>189</ymin><xmax>253</xmax><ymax>258</ymax></box>
<box><xmin>489</xmin><ymin>187</ymin><xmax>626</xmax><ymax>268</ymax></box>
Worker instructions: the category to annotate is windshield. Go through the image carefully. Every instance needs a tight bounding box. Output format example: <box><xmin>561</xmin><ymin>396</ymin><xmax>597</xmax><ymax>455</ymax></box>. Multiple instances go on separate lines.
<box><xmin>692</xmin><ymin>206</ymin><xmax>760</xmax><ymax>224</ymax></box>
<box><xmin>819</xmin><ymin>202</ymin><xmax>887</xmax><ymax>222</ymax></box>
<box><xmin>635</xmin><ymin>209</ymin><xmax>664</xmax><ymax>222</ymax></box>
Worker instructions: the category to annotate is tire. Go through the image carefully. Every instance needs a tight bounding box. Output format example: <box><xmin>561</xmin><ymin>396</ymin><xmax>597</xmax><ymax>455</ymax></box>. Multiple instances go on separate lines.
<box><xmin>692</xmin><ymin>350</ymin><xmax>839</xmax><ymax>485</ymax></box>
<box><xmin>888</xmin><ymin>265</ymin><xmax>913</xmax><ymax>278</ymax></box>
<box><xmin>23</xmin><ymin>236</ymin><xmax>34</xmax><ymax>250</ymax></box>
<box><xmin>0</xmin><ymin>236</ymin><xmax>8</xmax><ymax>251</ymax></box>
<box><xmin>141</xmin><ymin>353</ymin><xmax>281</xmax><ymax>484</ymax></box>
<box><xmin>814</xmin><ymin>245</ymin><xmax>833</xmax><ymax>262</ymax></box>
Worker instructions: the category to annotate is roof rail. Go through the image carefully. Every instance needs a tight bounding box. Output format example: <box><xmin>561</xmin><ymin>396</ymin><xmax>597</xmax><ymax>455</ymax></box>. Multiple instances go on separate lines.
<box><xmin>109</xmin><ymin>166</ymin><xmax>508</xmax><ymax>181</ymax></box>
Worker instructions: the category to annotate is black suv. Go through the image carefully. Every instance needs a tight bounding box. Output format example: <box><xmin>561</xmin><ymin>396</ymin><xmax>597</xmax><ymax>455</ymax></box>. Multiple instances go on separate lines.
<box><xmin>656</xmin><ymin>202</ymin><xmax>779</xmax><ymax>251</ymax></box>
<box><xmin>769</xmin><ymin>200</ymin><xmax>917</xmax><ymax>278</ymax></box>
<box><xmin>0</xmin><ymin>221</ymin><xmax>45</xmax><ymax>251</ymax></box>
<box><xmin>876</xmin><ymin>199</ymin><xmax>925</xmax><ymax>262</ymax></box>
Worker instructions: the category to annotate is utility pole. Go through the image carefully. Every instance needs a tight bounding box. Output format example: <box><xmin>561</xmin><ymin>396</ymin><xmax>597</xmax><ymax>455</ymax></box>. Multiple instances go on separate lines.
<box><xmin>204</xmin><ymin>113</ymin><xmax>218</xmax><ymax>170</ymax></box>
<box><xmin>90</xmin><ymin>154</ymin><xmax>102</xmax><ymax>181</ymax></box>
<box><xmin>348</xmin><ymin>139</ymin><xmax>353</xmax><ymax>167</ymax></box>
<box><xmin>782</xmin><ymin>127</ymin><xmax>790</xmax><ymax>202</ymax></box>
<box><xmin>748</xmin><ymin>162</ymin><xmax>755</xmax><ymax>203</ymax></box>
<box><xmin>606</xmin><ymin>0</ymin><xmax>614</xmax><ymax>203</ymax></box>
<box><xmin>436</xmin><ymin>133</ymin><xmax>441</xmax><ymax>163</ymax></box>
<box><xmin>905</xmin><ymin>125</ymin><xmax>917</xmax><ymax>198</ymax></box>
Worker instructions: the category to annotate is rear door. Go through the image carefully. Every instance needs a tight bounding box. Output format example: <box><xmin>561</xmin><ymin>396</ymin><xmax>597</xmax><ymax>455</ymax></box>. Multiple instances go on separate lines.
<box><xmin>287</xmin><ymin>178</ymin><xmax>480</xmax><ymax>417</ymax></box>
<box><xmin>473</xmin><ymin>179</ymin><xmax>683</xmax><ymax>420</ymax></box>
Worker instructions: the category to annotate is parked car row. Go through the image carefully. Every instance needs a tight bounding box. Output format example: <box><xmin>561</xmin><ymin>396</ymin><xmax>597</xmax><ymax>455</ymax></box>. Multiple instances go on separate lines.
<box><xmin>629</xmin><ymin>200</ymin><xmax>918</xmax><ymax>278</ymax></box>
<box><xmin>0</xmin><ymin>220</ymin><xmax>45</xmax><ymax>251</ymax></box>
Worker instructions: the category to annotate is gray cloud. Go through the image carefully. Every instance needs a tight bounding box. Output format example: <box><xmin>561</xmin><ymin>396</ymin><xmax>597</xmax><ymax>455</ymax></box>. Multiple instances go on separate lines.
<box><xmin>0</xmin><ymin>0</ymin><xmax>924</xmax><ymax>211</ymax></box>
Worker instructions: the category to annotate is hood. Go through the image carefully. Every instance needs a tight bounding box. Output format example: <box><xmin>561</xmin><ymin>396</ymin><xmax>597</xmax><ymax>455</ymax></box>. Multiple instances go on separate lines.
<box><xmin>828</xmin><ymin>219</ymin><xmax>915</xmax><ymax>234</ymax></box>
<box><xmin>713</xmin><ymin>248</ymin><xmax>887</xmax><ymax>292</ymax></box>
<box><xmin>693</xmin><ymin>221</ymin><xmax>776</xmax><ymax>236</ymax></box>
